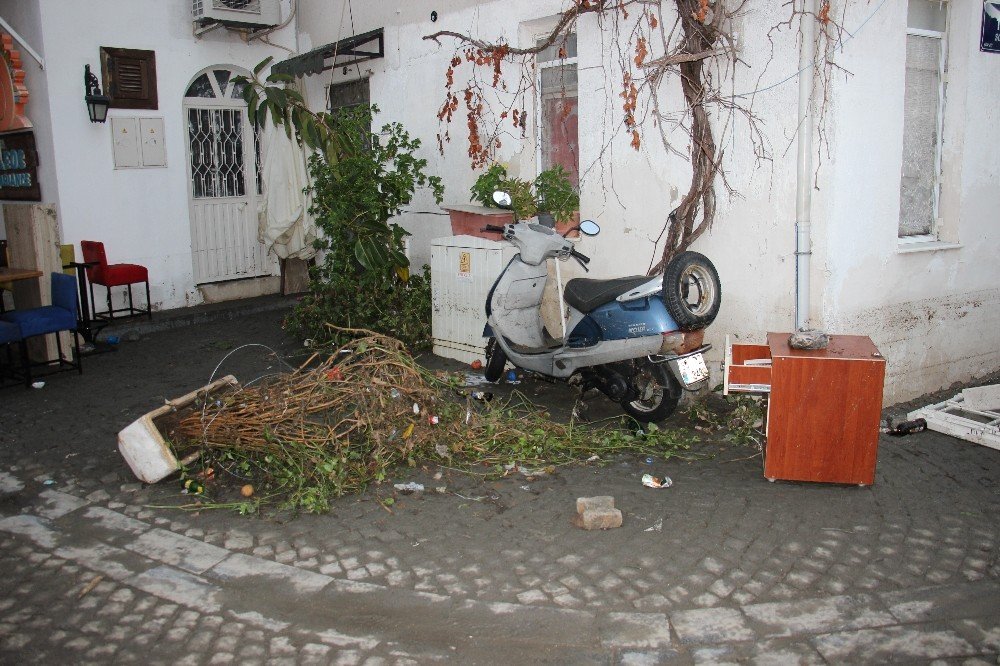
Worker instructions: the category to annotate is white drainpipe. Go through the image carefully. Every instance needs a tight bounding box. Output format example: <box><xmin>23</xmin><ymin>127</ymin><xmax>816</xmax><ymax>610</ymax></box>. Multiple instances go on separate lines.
<box><xmin>795</xmin><ymin>0</ymin><xmax>816</xmax><ymax>331</ymax></box>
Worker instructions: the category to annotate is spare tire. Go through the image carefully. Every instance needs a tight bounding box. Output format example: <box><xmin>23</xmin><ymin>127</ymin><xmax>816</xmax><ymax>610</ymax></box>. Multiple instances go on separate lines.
<box><xmin>661</xmin><ymin>251</ymin><xmax>721</xmax><ymax>330</ymax></box>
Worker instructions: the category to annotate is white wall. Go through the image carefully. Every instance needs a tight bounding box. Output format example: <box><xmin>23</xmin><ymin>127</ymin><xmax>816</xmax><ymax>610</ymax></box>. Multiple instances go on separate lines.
<box><xmin>266</xmin><ymin>0</ymin><xmax>1000</xmax><ymax>402</ymax></box>
<box><xmin>819</xmin><ymin>0</ymin><xmax>1000</xmax><ymax>402</ymax></box>
<box><xmin>1</xmin><ymin>0</ymin><xmax>295</xmax><ymax>309</ymax></box>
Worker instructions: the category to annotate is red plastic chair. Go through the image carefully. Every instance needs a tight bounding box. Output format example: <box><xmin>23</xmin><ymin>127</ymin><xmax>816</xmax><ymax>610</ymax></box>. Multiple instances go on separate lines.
<box><xmin>80</xmin><ymin>241</ymin><xmax>151</xmax><ymax>321</ymax></box>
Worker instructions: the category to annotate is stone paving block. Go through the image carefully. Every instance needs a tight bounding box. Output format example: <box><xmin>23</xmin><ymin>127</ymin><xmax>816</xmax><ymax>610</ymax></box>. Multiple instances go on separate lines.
<box><xmin>671</xmin><ymin>607</ymin><xmax>755</xmax><ymax>644</ymax></box>
<box><xmin>32</xmin><ymin>489</ymin><xmax>89</xmax><ymax>519</ymax></box>
<box><xmin>812</xmin><ymin>625</ymin><xmax>977</xmax><ymax>663</ymax></box>
<box><xmin>127</xmin><ymin>528</ymin><xmax>230</xmax><ymax>574</ymax></box>
<box><xmin>127</xmin><ymin>565</ymin><xmax>222</xmax><ymax>614</ymax></box>
<box><xmin>743</xmin><ymin>594</ymin><xmax>895</xmax><ymax>637</ymax></box>
<box><xmin>0</xmin><ymin>471</ymin><xmax>25</xmax><ymax>495</ymax></box>
<box><xmin>881</xmin><ymin>581</ymin><xmax>1000</xmax><ymax>623</ymax></box>
<box><xmin>953</xmin><ymin>617</ymin><xmax>1000</xmax><ymax>653</ymax></box>
<box><xmin>53</xmin><ymin>542</ymin><xmax>149</xmax><ymax>581</ymax></box>
<box><xmin>81</xmin><ymin>506</ymin><xmax>151</xmax><ymax>535</ymax></box>
<box><xmin>0</xmin><ymin>515</ymin><xmax>58</xmax><ymax>548</ymax></box>
<box><xmin>599</xmin><ymin>612</ymin><xmax>671</xmax><ymax>649</ymax></box>
<box><xmin>617</xmin><ymin>649</ymin><xmax>682</xmax><ymax>664</ymax></box>
<box><xmin>210</xmin><ymin>553</ymin><xmax>332</xmax><ymax>594</ymax></box>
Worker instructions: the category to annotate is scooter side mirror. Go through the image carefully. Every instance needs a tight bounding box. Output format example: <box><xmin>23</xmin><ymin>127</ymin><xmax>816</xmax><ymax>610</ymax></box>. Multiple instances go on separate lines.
<box><xmin>492</xmin><ymin>190</ymin><xmax>513</xmax><ymax>208</ymax></box>
<box><xmin>579</xmin><ymin>220</ymin><xmax>600</xmax><ymax>236</ymax></box>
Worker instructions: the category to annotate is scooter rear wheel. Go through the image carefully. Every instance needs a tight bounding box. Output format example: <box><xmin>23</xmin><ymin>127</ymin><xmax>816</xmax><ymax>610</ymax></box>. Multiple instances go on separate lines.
<box><xmin>621</xmin><ymin>360</ymin><xmax>682</xmax><ymax>423</ymax></box>
<box><xmin>662</xmin><ymin>251</ymin><xmax>722</xmax><ymax>330</ymax></box>
<box><xmin>484</xmin><ymin>337</ymin><xmax>508</xmax><ymax>383</ymax></box>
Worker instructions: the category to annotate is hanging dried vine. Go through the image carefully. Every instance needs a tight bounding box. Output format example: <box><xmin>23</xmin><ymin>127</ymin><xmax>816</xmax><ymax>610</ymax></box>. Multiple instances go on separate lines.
<box><xmin>424</xmin><ymin>0</ymin><xmax>853</xmax><ymax>271</ymax></box>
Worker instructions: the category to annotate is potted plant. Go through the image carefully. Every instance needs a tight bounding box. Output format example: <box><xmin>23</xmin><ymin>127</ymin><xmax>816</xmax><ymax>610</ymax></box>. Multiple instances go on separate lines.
<box><xmin>533</xmin><ymin>165</ymin><xmax>579</xmax><ymax>229</ymax></box>
<box><xmin>449</xmin><ymin>164</ymin><xmax>579</xmax><ymax>238</ymax></box>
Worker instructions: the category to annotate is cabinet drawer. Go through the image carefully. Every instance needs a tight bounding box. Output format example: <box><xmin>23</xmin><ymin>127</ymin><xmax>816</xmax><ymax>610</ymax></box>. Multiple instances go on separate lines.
<box><xmin>724</xmin><ymin>336</ymin><xmax>772</xmax><ymax>394</ymax></box>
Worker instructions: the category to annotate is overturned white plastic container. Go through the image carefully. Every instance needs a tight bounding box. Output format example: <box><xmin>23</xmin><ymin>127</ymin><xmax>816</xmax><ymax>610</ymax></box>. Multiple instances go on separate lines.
<box><xmin>118</xmin><ymin>375</ymin><xmax>240</xmax><ymax>483</ymax></box>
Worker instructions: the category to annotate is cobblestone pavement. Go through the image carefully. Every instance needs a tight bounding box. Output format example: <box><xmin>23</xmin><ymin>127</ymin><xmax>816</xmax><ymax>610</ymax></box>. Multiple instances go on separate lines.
<box><xmin>1</xmin><ymin>305</ymin><xmax>998</xmax><ymax>663</ymax></box>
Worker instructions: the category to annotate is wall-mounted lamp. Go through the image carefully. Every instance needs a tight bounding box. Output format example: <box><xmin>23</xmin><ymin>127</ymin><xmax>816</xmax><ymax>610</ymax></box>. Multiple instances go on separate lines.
<box><xmin>84</xmin><ymin>64</ymin><xmax>111</xmax><ymax>123</ymax></box>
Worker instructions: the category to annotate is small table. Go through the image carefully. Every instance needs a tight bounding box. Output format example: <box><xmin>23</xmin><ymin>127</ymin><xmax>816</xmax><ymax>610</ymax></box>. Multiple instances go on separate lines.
<box><xmin>0</xmin><ymin>266</ymin><xmax>43</xmax><ymax>282</ymax></box>
<box><xmin>0</xmin><ymin>266</ymin><xmax>43</xmax><ymax>313</ymax></box>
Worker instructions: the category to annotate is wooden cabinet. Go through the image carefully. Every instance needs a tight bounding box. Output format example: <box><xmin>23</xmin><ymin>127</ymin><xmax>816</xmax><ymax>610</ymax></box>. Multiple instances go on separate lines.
<box><xmin>725</xmin><ymin>333</ymin><xmax>886</xmax><ymax>485</ymax></box>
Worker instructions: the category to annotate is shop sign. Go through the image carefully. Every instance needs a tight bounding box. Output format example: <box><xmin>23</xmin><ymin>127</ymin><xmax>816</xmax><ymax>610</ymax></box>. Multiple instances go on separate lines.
<box><xmin>0</xmin><ymin>33</ymin><xmax>31</xmax><ymax>133</ymax></box>
<box><xmin>0</xmin><ymin>130</ymin><xmax>40</xmax><ymax>201</ymax></box>
<box><xmin>984</xmin><ymin>2</ymin><xmax>1000</xmax><ymax>53</ymax></box>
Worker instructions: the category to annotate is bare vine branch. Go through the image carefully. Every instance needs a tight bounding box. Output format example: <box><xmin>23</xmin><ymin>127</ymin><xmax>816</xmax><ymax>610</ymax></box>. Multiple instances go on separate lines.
<box><xmin>425</xmin><ymin>0</ymin><xmax>852</xmax><ymax>272</ymax></box>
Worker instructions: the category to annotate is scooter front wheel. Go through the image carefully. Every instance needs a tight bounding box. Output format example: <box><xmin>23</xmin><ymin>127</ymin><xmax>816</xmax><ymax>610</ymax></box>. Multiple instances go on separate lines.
<box><xmin>621</xmin><ymin>360</ymin><xmax>682</xmax><ymax>423</ymax></box>
<box><xmin>484</xmin><ymin>337</ymin><xmax>508</xmax><ymax>383</ymax></box>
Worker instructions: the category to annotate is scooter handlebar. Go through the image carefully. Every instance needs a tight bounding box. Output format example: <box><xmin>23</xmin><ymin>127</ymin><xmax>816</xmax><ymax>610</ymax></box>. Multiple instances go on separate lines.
<box><xmin>570</xmin><ymin>248</ymin><xmax>591</xmax><ymax>264</ymax></box>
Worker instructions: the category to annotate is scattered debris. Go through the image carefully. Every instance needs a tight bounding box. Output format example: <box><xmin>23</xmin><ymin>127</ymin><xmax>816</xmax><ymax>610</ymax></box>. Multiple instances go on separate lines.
<box><xmin>77</xmin><ymin>575</ymin><xmax>104</xmax><ymax>599</ymax></box>
<box><xmin>788</xmin><ymin>329</ymin><xmax>829</xmax><ymax>350</ymax></box>
<box><xmin>573</xmin><ymin>495</ymin><xmax>622</xmax><ymax>530</ymax></box>
<box><xmin>503</xmin><ymin>462</ymin><xmax>553</xmax><ymax>478</ymax></box>
<box><xmin>470</xmin><ymin>359</ymin><xmax>483</xmax><ymax>370</ymax></box>
<box><xmin>463</xmin><ymin>372</ymin><xmax>492</xmax><ymax>387</ymax></box>
<box><xmin>908</xmin><ymin>390</ymin><xmax>1000</xmax><ymax>451</ymax></box>
<box><xmin>31</xmin><ymin>381</ymin><xmax>44</xmax><ymax>389</ymax></box>
<box><xmin>645</xmin><ymin>518</ymin><xmax>664</xmax><ymax>532</ymax></box>
<box><xmin>881</xmin><ymin>418</ymin><xmax>927</xmax><ymax>436</ymax></box>
<box><xmin>641</xmin><ymin>473</ymin><xmax>673</xmax><ymax>489</ymax></box>
<box><xmin>961</xmin><ymin>385</ymin><xmax>1000</xmax><ymax>412</ymax></box>
<box><xmin>393</xmin><ymin>481</ymin><xmax>424</xmax><ymax>494</ymax></box>
<box><xmin>240</xmin><ymin>484</ymin><xmax>254</xmax><ymax>497</ymax></box>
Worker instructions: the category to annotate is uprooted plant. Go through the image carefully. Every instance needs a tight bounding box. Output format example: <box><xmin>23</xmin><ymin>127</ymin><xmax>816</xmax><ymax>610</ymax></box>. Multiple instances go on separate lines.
<box><xmin>165</xmin><ymin>327</ymin><xmax>698</xmax><ymax>514</ymax></box>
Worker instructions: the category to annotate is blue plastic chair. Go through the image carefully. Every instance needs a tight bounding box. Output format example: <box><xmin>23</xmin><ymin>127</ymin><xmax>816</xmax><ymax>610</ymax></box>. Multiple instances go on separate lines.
<box><xmin>1</xmin><ymin>272</ymin><xmax>82</xmax><ymax>385</ymax></box>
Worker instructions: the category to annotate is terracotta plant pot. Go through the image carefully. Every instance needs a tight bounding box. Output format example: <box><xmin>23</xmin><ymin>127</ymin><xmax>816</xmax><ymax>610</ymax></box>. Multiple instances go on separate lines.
<box><xmin>444</xmin><ymin>205</ymin><xmax>514</xmax><ymax>240</ymax></box>
<box><xmin>445</xmin><ymin>206</ymin><xmax>581</xmax><ymax>239</ymax></box>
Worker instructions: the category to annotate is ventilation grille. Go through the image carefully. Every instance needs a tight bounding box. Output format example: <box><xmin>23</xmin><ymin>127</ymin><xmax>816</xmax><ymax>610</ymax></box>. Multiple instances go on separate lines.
<box><xmin>193</xmin><ymin>0</ymin><xmax>278</xmax><ymax>27</ymax></box>
<box><xmin>214</xmin><ymin>0</ymin><xmax>260</xmax><ymax>12</ymax></box>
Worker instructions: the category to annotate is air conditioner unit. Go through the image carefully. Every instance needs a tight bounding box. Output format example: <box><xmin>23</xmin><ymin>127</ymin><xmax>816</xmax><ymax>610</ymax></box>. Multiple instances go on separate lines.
<box><xmin>192</xmin><ymin>0</ymin><xmax>280</xmax><ymax>29</ymax></box>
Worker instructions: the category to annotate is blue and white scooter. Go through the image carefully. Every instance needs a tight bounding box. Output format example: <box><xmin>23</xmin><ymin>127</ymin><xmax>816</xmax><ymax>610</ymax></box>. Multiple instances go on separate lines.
<box><xmin>482</xmin><ymin>191</ymin><xmax>721</xmax><ymax>422</ymax></box>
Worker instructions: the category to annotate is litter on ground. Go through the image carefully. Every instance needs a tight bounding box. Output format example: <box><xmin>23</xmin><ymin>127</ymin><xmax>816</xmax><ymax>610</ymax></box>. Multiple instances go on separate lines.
<box><xmin>908</xmin><ymin>386</ymin><xmax>1000</xmax><ymax>451</ymax></box>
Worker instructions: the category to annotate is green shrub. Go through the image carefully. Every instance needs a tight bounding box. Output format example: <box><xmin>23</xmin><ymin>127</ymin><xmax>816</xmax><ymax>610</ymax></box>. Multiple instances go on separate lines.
<box><xmin>285</xmin><ymin>105</ymin><xmax>443</xmax><ymax>348</ymax></box>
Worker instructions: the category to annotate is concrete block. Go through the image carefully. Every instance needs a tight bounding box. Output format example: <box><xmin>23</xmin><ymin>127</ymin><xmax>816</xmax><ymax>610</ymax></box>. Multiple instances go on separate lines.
<box><xmin>576</xmin><ymin>495</ymin><xmax>615</xmax><ymax>514</ymax></box>
<box><xmin>573</xmin><ymin>508</ymin><xmax>623</xmax><ymax>530</ymax></box>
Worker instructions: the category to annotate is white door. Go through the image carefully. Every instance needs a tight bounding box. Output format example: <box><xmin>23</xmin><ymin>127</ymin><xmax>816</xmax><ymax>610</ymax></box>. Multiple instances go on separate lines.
<box><xmin>183</xmin><ymin>67</ymin><xmax>274</xmax><ymax>284</ymax></box>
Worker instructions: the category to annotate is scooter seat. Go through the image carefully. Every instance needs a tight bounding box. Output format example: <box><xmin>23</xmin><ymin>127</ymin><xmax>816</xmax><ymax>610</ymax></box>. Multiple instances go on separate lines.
<box><xmin>564</xmin><ymin>275</ymin><xmax>652</xmax><ymax>313</ymax></box>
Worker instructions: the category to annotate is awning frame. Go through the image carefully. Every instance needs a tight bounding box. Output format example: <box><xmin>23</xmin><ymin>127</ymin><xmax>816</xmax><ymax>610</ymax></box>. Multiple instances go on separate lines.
<box><xmin>272</xmin><ymin>27</ymin><xmax>384</xmax><ymax>78</ymax></box>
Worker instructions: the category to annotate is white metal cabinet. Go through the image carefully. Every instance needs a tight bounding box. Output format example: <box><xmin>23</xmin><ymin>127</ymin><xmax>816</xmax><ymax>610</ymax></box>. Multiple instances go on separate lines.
<box><xmin>431</xmin><ymin>234</ymin><xmax>515</xmax><ymax>364</ymax></box>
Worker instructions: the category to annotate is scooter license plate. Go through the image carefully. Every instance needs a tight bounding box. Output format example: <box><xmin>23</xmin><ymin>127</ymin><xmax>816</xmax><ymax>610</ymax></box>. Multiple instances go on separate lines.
<box><xmin>677</xmin><ymin>353</ymin><xmax>709</xmax><ymax>386</ymax></box>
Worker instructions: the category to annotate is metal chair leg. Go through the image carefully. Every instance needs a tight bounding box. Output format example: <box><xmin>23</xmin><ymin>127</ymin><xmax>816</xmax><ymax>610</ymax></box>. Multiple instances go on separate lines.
<box><xmin>127</xmin><ymin>284</ymin><xmax>134</xmax><ymax>315</ymax></box>
<box><xmin>73</xmin><ymin>330</ymin><xmax>82</xmax><ymax>375</ymax></box>
<box><xmin>145</xmin><ymin>280</ymin><xmax>152</xmax><ymax>320</ymax></box>
<box><xmin>19</xmin><ymin>340</ymin><xmax>30</xmax><ymax>388</ymax></box>
<box><xmin>106</xmin><ymin>285</ymin><xmax>114</xmax><ymax>321</ymax></box>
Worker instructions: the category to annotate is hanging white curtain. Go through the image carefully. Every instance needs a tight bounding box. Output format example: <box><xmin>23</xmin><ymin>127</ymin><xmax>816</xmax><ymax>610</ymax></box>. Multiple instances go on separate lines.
<box><xmin>258</xmin><ymin>116</ymin><xmax>319</xmax><ymax>260</ymax></box>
